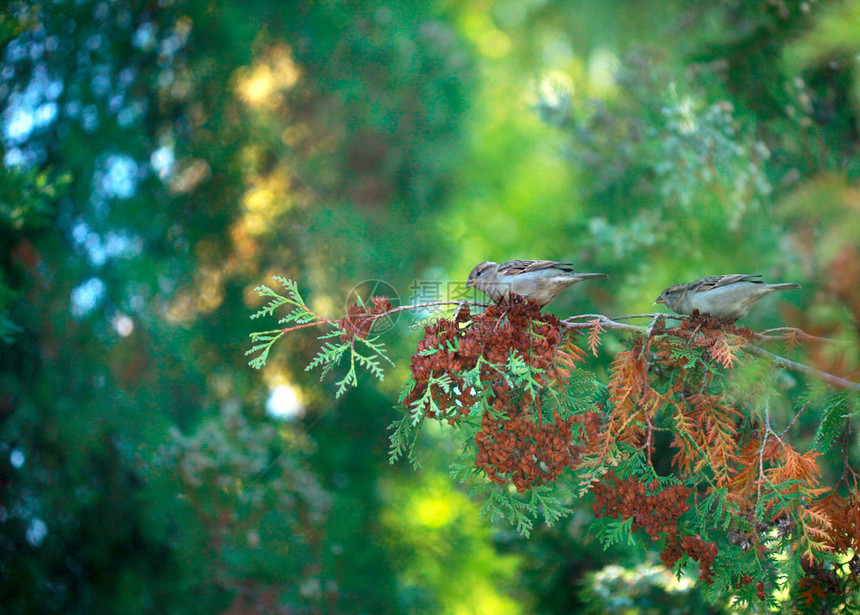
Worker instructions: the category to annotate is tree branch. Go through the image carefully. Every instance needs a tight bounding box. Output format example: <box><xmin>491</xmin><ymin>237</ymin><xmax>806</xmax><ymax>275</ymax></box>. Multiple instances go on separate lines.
<box><xmin>330</xmin><ymin>298</ymin><xmax>860</xmax><ymax>392</ymax></box>
<box><xmin>368</xmin><ymin>300</ymin><xmax>489</xmax><ymax>320</ymax></box>
<box><xmin>610</xmin><ymin>313</ymin><xmax>684</xmax><ymax>321</ymax></box>
<box><xmin>561</xmin><ymin>312</ymin><xmax>860</xmax><ymax>392</ymax></box>
<box><xmin>562</xmin><ymin>314</ymin><xmax>644</xmax><ymax>335</ymax></box>
<box><xmin>755</xmin><ymin>327</ymin><xmax>841</xmax><ymax>343</ymax></box>
<box><xmin>282</xmin><ymin>321</ymin><xmax>329</xmax><ymax>334</ymax></box>
<box><xmin>741</xmin><ymin>344</ymin><xmax>860</xmax><ymax>392</ymax></box>
<box><xmin>781</xmin><ymin>402</ymin><xmax>810</xmax><ymax>438</ymax></box>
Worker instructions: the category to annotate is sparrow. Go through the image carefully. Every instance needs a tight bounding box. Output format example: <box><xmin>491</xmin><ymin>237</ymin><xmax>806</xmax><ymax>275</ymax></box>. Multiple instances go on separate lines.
<box><xmin>466</xmin><ymin>260</ymin><xmax>609</xmax><ymax>308</ymax></box>
<box><xmin>655</xmin><ymin>274</ymin><xmax>801</xmax><ymax>321</ymax></box>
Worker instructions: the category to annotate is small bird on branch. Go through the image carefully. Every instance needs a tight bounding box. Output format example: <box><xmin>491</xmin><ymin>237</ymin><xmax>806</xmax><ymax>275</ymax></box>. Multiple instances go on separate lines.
<box><xmin>467</xmin><ymin>260</ymin><xmax>609</xmax><ymax>308</ymax></box>
<box><xmin>655</xmin><ymin>274</ymin><xmax>801</xmax><ymax>321</ymax></box>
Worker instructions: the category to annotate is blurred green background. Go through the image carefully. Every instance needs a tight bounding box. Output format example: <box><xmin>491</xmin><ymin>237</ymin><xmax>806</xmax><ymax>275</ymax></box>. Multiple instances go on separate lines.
<box><xmin>1</xmin><ymin>0</ymin><xmax>859</xmax><ymax>613</ymax></box>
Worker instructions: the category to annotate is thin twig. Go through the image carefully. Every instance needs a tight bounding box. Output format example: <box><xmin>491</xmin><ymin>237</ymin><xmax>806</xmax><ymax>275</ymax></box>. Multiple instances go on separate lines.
<box><xmin>368</xmin><ymin>300</ymin><xmax>490</xmax><ymax>320</ymax></box>
<box><xmin>756</xmin><ymin>327</ymin><xmax>841</xmax><ymax>343</ymax></box>
<box><xmin>780</xmin><ymin>402</ymin><xmax>811</xmax><ymax>438</ymax></box>
<box><xmin>612</xmin><ymin>313</ymin><xmax>684</xmax><ymax>321</ymax></box>
<box><xmin>842</xmin><ymin>419</ymin><xmax>860</xmax><ymax>488</ymax></box>
<box><xmin>742</xmin><ymin>344</ymin><xmax>860</xmax><ymax>392</ymax></box>
<box><xmin>756</xmin><ymin>401</ymin><xmax>771</xmax><ymax>505</ymax></box>
<box><xmin>281</xmin><ymin>321</ymin><xmax>329</xmax><ymax>334</ymax></box>
<box><xmin>563</xmin><ymin>313</ymin><xmax>604</xmax><ymax>321</ymax></box>
<box><xmin>562</xmin><ymin>315</ymin><xmax>643</xmax><ymax>335</ymax></box>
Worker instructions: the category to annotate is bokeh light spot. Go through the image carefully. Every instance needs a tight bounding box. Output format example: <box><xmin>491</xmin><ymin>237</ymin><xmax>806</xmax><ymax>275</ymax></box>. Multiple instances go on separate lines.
<box><xmin>266</xmin><ymin>384</ymin><xmax>304</xmax><ymax>420</ymax></box>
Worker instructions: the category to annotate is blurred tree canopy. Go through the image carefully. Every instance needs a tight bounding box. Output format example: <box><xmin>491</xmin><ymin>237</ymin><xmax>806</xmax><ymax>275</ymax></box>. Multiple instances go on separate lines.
<box><xmin>1</xmin><ymin>0</ymin><xmax>859</xmax><ymax>613</ymax></box>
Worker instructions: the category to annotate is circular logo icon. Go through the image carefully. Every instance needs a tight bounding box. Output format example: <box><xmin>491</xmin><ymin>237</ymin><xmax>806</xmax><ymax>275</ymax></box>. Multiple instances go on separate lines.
<box><xmin>346</xmin><ymin>279</ymin><xmax>401</xmax><ymax>334</ymax></box>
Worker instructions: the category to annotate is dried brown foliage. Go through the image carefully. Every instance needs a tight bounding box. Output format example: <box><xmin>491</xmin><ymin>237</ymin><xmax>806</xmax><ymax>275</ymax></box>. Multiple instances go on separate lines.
<box><xmin>338</xmin><ymin>296</ymin><xmax>393</xmax><ymax>340</ymax></box>
<box><xmin>404</xmin><ymin>298</ymin><xmax>566</xmax><ymax>421</ymax></box>
<box><xmin>403</xmin><ymin>297</ymin><xmax>601</xmax><ymax>490</ymax></box>
<box><xmin>590</xmin><ymin>473</ymin><xmax>717</xmax><ymax>582</ymax></box>
<box><xmin>390</xmin><ymin>297</ymin><xmax>859</xmax><ymax>603</ymax></box>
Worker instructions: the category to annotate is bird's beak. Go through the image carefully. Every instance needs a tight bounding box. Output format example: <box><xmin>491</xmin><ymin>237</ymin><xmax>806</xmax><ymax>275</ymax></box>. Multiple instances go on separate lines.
<box><xmin>466</xmin><ymin>279</ymin><xmax>475</xmax><ymax>288</ymax></box>
<box><xmin>654</xmin><ymin>296</ymin><xmax>664</xmax><ymax>305</ymax></box>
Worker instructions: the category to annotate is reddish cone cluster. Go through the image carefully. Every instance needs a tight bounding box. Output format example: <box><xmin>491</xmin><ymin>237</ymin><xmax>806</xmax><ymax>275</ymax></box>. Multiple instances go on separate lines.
<box><xmin>338</xmin><ymin>296</ymin><xmax>393</xmax><ymax>340</ymax></box>
<box><xmin>404</xmin><ymin>297</ymin><xmax>598</xmax><ymax>490</ymax></box>
<box><xmin>661</xmin><ymin>533</ymin><xmax>719</xmax><ymax>584</ymax></box>
<box><xmin>403</xmin><ymin>298</ymin><xmax>565</xmax><ymax>422</ymax></box>
<box><xmin>475</xmin><ymin>409</ymin><xmax>601</xmax><ymax>492</ymax></box>
<box><xmin>591</xmin><ymin>473</ymin><xmax>717</xmax><ymax>582</ymax></box>
<box><xmin>591</xmin><ymin>474</ymin><xmax>691</xmax><ymax>538</ymax></box>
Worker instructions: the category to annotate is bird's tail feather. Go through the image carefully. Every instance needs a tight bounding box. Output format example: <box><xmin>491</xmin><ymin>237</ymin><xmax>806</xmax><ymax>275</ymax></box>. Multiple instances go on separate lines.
<box><xmin>576</xmin><ymin>272</ymin><xmax>610</xmax><ymax>280</ymax></box>
<box><xmin>769</xmin><ymin>283</ymin><xmax>801</xmax><ymax>291</ymax></box>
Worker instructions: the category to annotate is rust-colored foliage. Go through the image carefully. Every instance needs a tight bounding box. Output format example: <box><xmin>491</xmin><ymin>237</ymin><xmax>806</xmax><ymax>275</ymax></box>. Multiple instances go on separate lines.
<box><xmin>658</xmin><ymin>312</ymin><xmax>754</xmax><ymax>370</ymax></box>
<box><xmin>586</xmin><ymin>318</ymin><xmax>605</xmax><ymax>356</ymax></box>
<box><xmin>404</xmin><ymin>298</ymin><xmax>568</xmax><ymax>421</ymax></box>
<box><xmin>475</xmin><ymin>409</ymin><xmax>601</xmax><ymax>492</ymax></box>
<box><xmin>817</xmin><ymin>488</ymin><xmax>860</xmax><ymax>553</ymax></box>
<box><xmin>591</xmin><ymin>473</ymin><xmax>717</xmax><ymax>582</ymax></box>
<box><xmin>595</xmin><ymin>313</ymin><xmax>853</xmax><ymax>595</ymax></box>
<box><xmin>338</xmin><ymin>296</ymin><xmax>393</xmax><ymax>340</ymax></box>
<box><xmin>604</xmin><ymin>346</ymin><xmax>654</xmax><ymax>449</ymax></box>
<box><xmin>394</xmin><ymin>294</ymin><xmax>859</xmax><ymax>602</ymax></box>
<box><xmin>404</xmin><ymin>297</ymin><xmax>599</xmax><ymax>489</ymax></box>
<box><xmin>670</xmin><ymin>392</ymin><xmax>742</xmax><ymax>486</ymax></box>
<box><xmin>727</xmin><ymin>436</ymin><xmax>829</xmax><ymax>506</ymax></box>
<box><xmin>718</xmin><ymin>432</ymin><xmax>838</xmax><ymax>580</ymax></box>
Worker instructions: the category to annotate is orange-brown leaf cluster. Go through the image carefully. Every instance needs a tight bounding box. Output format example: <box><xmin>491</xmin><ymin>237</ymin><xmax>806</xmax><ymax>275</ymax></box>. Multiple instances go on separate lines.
<box><xmin>657</xmin><ymin>313</ymin><xmax>754</xmax><ymax>370</ymax></box>
<box><xmin>670</xmin><ymin>393</ymin><xmax>741</xmax><ymax>485</ymax></box>
<box><xmin>603</xmin><ymin>346</ymin><xmax>655</xmax><ymax>450</ymax></box>
<box><xmin>647</xmin><ymin>321</ymin><xmax>750</xmax><ymax>485</ymax></box>
<box><xmin>586</xmin><ymin>318</ymin><xmax>605</xmax><ymax>357</ymax></box>
<box><xmin>728</xmin><ymin>437</ymin><xmax>828</xmax><ymax>509</ymax></box>
<box><xmin>816</xmin><ymin>489</ymin><xmax>860</xmax><ymax>553</ymax></box>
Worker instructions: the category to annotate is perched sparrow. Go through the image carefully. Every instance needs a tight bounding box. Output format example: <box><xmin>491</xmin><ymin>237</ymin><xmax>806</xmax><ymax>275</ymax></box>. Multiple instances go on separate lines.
<box><xmin>655</xmin><ymin>274</ymin><xmax>801</xmax><ymax>321</ymax></box>
<box><xmin>466</xmin><ymin>260</ymin><xmax>609</xmax><ymax>308</ymax></box>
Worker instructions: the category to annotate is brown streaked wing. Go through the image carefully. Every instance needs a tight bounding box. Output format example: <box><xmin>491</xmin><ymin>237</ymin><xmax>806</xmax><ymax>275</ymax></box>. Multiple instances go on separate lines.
<box><xmin>499</xmin><ymin>260</ymin><xmax>575</xmax><ymax>276</ymax></box>
<box><xmin>693</xmin><ymin>274</ymin><xmax>763</xmax><ymax>293</ymax></box>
